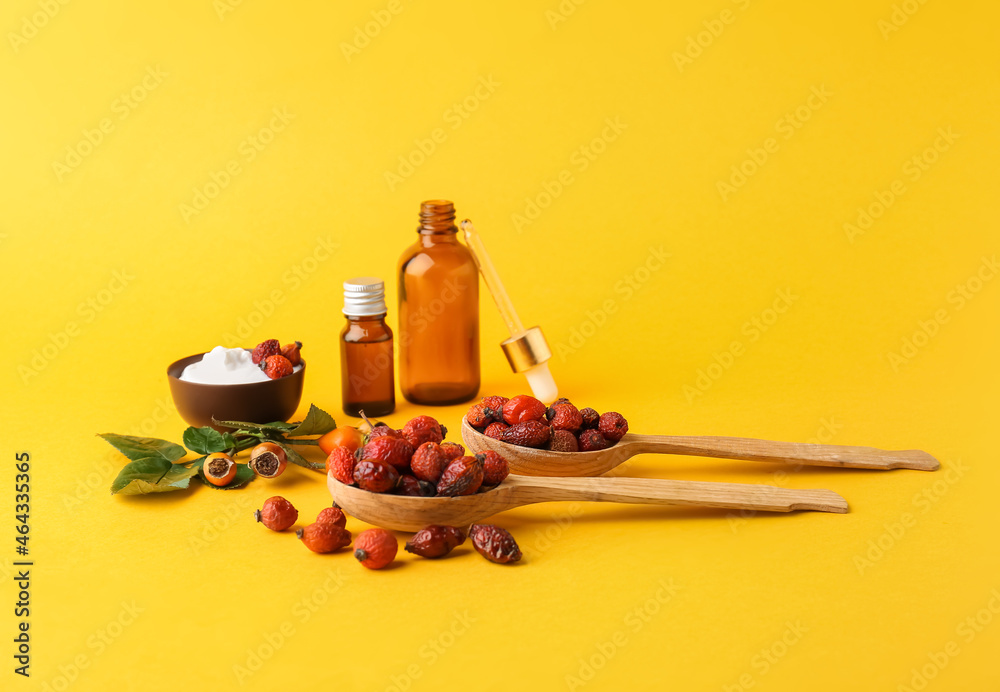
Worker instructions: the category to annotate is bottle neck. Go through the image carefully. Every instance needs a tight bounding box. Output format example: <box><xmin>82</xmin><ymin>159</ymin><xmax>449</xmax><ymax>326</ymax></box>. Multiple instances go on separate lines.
<box><xmin>345</xmin><ymin>313</ymin><xmax>387</xmax><ymax>323</ymax></box>
<box><xmin>417</xmin><ymin>200</ymin><xmax>457</xmax><ymax>240</ymax></box>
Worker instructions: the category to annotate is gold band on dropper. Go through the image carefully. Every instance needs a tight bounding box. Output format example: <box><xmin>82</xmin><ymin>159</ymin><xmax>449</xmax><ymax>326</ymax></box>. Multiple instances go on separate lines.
<box><xmin>500</xmin><ymin>326</ymin><xmax>552</xmax><ymax>373</ymax></box>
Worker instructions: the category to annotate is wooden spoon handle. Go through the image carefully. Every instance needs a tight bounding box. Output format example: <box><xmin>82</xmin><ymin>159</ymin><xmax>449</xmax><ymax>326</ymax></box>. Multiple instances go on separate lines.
<box><xmin>624</xmin><ymin>434</ymin><xmax>939</xmax><ymax>471</ymax></box>
<box><xmin>510</xmin><ymin>476</ymin><xmax>847</xmax><ymax>513</ymax></box>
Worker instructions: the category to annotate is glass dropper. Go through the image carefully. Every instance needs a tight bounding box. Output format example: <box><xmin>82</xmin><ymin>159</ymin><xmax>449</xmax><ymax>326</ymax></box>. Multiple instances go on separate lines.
<box><xmin>461</xmin><ymin>219</ymin><xmax>558</xmax><ymax>404</ymax></box>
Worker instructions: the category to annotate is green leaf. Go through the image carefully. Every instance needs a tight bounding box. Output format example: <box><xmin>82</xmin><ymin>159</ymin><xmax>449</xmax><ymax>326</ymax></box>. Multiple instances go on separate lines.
<box><xmin>210</xmin><ymin>418</ymin><xmax>295</xmax><ymax>432</ymax></box>
<box><xmin>99</xmin><ymin>434</ymin><xmax>186</xmax><ymax>464</ymax></box>
<box><xmin>276</xmin><ymin>441</ymin><xmax>325</xmax><ymax>471</ymax></box>
<box><xmin>285</xmin><ymin>404</ymin><xmax>336</xmax><ymax>437</ymax></box>
<box><xmin>182</xmin><ymin>426</ymin><xmax>232</xmax><ymax>454</ymax></box>
<box><xmin>111</xmin><ymin>458</ymin><xmax>198</xmax><ymax>495</ymax></box>
<box><xmin>221</xmin><ymin>432</ymin><xmax>238</xmax><ymax>449</ymax></box>
<box><xmin>195</xmin><ymin>462</ymin><xmax>256</xmax><ymax>490</ymax></box>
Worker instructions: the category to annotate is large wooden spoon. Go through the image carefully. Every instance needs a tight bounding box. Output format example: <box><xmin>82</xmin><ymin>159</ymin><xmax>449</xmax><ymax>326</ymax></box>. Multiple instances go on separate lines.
<box><xmin>461</xmin><ymin>419</ymin><xmax>939</xmax><ymax>477</ymax></box>
<box><xmin>328</xmin><ymin>474</ymin><xmax>847</xmax><ymax>532</ymax></box>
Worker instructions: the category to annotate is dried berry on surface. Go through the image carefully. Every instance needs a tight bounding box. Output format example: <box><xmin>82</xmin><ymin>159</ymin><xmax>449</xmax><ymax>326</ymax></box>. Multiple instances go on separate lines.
<box><xmin>315</xmin><ymin>506</ymin><xmax>347</xmax><ymax>528</ymax></box>
<box><xmin>405</xmin><ymin>525</ymin><xmax>465</xmax><ymax>558</ymax></box>
<box><xmin>297</xmin><ymin>522</ymin><xmax>352</xmax><ymax>554</ymax></box>
<box><xmin>354</xmin><ymin>528</ymin><xmax>398</xmax><ymax>569</ymax></box>
<box><xmin>255</xmin><ymin>496</ymin><xmax>297</xmax><ymax>531</ymax></box>
<box><xmin>469</xmin><ymin>524</ymin><xmax>521</xmax><ymax>564</ymax></box>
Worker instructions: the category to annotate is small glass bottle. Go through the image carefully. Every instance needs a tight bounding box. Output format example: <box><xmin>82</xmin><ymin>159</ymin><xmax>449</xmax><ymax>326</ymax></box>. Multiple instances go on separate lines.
<box><xmin>398</xmin><ymin>200</ymin><xmax>480</xmax><ymax>405</ymax></box>
<box><xmin>340</xmin><ymin>278</ymin><xmax>395</xmax><ymax>417</ymax></box>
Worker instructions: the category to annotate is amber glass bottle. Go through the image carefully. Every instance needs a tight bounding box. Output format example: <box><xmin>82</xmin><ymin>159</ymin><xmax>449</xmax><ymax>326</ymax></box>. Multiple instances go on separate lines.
<box><xmin>340</xmin><ymin>278</ymin><xmax>395</xmax><ymax>417</ymax></box>
<box><xmin>398</xmin><ymin>200</ymin><xmax>480</xmax><ymax>405</ymax></box>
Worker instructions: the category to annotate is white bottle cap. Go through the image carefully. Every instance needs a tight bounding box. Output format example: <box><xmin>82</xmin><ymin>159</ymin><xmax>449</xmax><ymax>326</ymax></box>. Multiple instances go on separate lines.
<box><xmin>343</xmin><ymin>277</ymin><xmax>386</xmax><ymax>316</ymax></box>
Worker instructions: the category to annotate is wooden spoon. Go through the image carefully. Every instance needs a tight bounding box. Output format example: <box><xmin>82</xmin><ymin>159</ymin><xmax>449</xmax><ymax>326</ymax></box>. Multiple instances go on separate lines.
<box><xmin>328</xmin><ymin>474</ymin><xmax>847</xmax><ymax>532</ymax></box>
<box><xmin>461</xmin><ymin>418</ymin><xmax>939</xmax><ymax>477</ymax></box>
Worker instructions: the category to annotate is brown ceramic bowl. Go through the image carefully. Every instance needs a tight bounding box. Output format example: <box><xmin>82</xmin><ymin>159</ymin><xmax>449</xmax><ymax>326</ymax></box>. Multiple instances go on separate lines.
<box><xmin>167</xmin><ymin>352</ymin><xmax>305</xmax><ymax>430</ymax></box>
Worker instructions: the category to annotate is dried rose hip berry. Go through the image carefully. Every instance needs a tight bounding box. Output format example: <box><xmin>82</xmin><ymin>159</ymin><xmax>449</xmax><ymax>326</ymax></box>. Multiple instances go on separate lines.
<box><xmin>203</xmin><ymin>452</ymin><xmax>237</xmax><ymax>486</ymax></box>
<box><xmin>481</xmin><ymin>395</ymin><xmax>509</xmax><ymax>412</ymax></box>
<box><xmin>297</xmin><ymin>522</ymin><xmax>352</xmax><ymax>554</ymax></box>
<box><xmin>260</xmin><ymin>354</ymin><xmax>294</xmax><ymax>380</ymax></box>
<box><xmin>395</xmin><ymin>475</ymin><xmax>436</xmax><ymax>497</ymax></box>
<box><xmin>546</xmin><ymin>402</ymin><xmax>583</xmax><ymax>432</ymax></box>
<box><xmin>354</xmin><ymin>528</ymin><xmax>398</xmax><ymax>569</ymax></box>
<box><xmin>359</xmin><ymin>436</ymin><xmax>415</xmax><ymax>472</ymax></box>
<box><xmin>469</xmin><ymin>524</ymin><xmax>522</xmax><ymax>564</ymax></box>
<box><xmin>403</xmin><ymin>415</ymin><xmax>447</xmax><ymax>448</ymax></box>
<box><xmin>502</xmin><ymin>394</ymin><xmax>547</xmax><ymax>425</ymax></box>
<box><xmin>440</xmin><ymin>441</ymin><xmax>465</xmax><ymax>462</ymax></box>
<box><xmin>436</xmin><ymin>455</ymin><xmax>485</xmax><ymax>497</ymax></box>
<box><xmin>326</xmin><ymin>446</ymin><xmax>357</xmax><ymax>485</ymax></box>
<box><xmin>315</xmin><ymin>506</ymin><xmax>347</xmax><ymax>528</ymax></box>
<box><xmin>480</xmin><ymin>450</ymin><xmax>509</xmax><ymax>486</ymax></box>
<box><xmin>353</xmin><ymin>459</ymin><xmax>400</xmax><ymax>493</ymax></box>
<box><xmin>548</xmin><ymin>429</ymin><xmax>580</xmax><ymax>452</ymax></box>
<box><xmin>483</xmin><ymin>421</ymin><xmax>509</xmax><ymax>440</ymax></box>
<box><xmin>500</xmin><ymin>420</ymin><xmax>552</xmax><ymax>448</ymax></box>
<box><xmin>249</xmin><ymin>441</ymin><xmax>288</xmax><ymax>478</ymax></box>
<box><xmin>598</xmin><ymin>412</ymin><xmax>629</xmax><ymax>443</ymax></box>
<box><xmin>367</xmin><ymin>423</ymin><xmax>403</xmax><ymax>440</ymax></box>
<box><xmin>255</xmin><ymin>496</ymin><xmax>297</xmax><ymax>531</ymax></box>
<box><xmin>280</xmin><ymin>340</ymin><xmax>303</xmax><ymax>366</ymax></box>
<box><xmin>464</xmin><ymin>403</ymin><xmax>495</xmax><ymax>429</ymax></box>
<box><xmin>579</xmin><ymin>429</ymin><xmax>610</xmax><ymax>452</ymax></box>
<box><xmin>579</xmin><ymin>407</ymin><xmax>600</xmax><ymax>429</ymax></box>
<box><xmin>251</xmin><ymin>338</ymin><xmax>280</xmax><ymax>365</ymax></box>
<box><xmin>411</xmin><ymin>442</ymin><xmax>448</xmax><ymax>483</ymax></box>
<box><xmin>405</xmin><ymin>525</ymin><xmax>466</xmax><ymax>559</ymax></box>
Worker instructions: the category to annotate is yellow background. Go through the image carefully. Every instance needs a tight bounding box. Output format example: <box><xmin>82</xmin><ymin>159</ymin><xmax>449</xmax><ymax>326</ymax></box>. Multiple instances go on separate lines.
<box><xmin>2</xmin><ymin>0</ymin><xmax>998</xmax><ymax>690</ymax></box>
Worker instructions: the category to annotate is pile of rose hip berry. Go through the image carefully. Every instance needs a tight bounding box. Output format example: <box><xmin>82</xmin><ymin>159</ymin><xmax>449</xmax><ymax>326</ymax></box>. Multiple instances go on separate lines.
<box><xmin>258</xmin><ymin>414</ymin><xmax>522</xmax><ymax>568</ymax></box>
<box><xmin>465</xmin><ymin>394</ymin><xmax>629</xmax><ymax>452</ymax></box>
<box><xmin>256</xmin><ymin>495</ymin><xmax>521</xmax><ymax>568</ymax></box>
<box><xmin>251</xmin><ymin>338</ymin><xmax>302</xmax><ymax>379</ymax></box>
<box><xmin>327</xmin><ymin>414</ymin><xmax>510</xmax><ymax>497</ymax></box>
<box><xmin>255</xmin><ymin>498</ymin><xmax>402</xmax><ymax>569</ymax></box>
